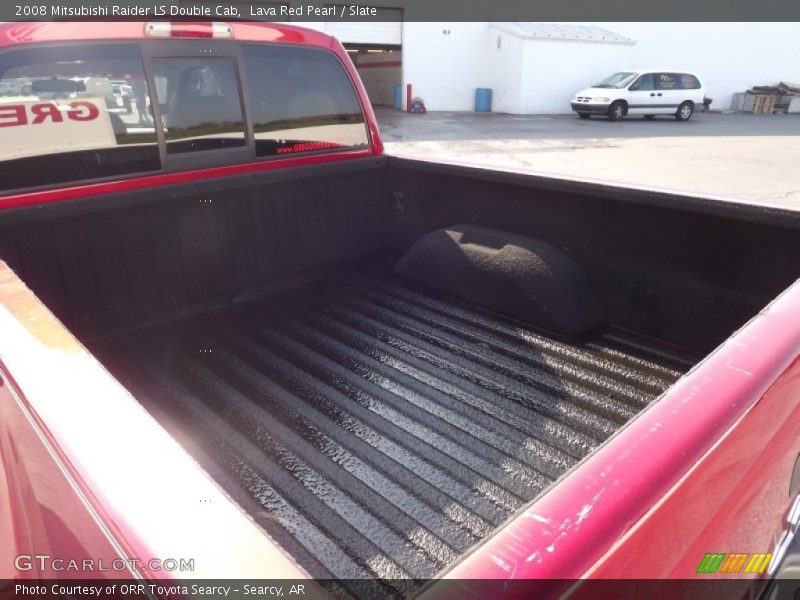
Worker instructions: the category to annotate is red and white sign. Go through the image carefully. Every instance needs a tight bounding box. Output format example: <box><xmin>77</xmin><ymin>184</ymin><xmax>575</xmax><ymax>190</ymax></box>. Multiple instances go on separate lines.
<box><xmin>0</xmin><ymin>98</ymin><xmax>117</xmax><ymax>161</ymax></box>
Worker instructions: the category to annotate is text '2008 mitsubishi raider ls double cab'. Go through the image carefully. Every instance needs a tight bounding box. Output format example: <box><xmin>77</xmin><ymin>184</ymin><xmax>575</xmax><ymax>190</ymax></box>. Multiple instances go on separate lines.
<box><xmin>1</xmin><ymin>21</ymin><xmax>800</xmax><ymax>599</ymax></box>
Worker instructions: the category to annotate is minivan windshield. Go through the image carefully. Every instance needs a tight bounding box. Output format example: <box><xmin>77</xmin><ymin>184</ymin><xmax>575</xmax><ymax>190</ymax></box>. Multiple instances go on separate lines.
<box><xmin>594</xmin><ymin>72</ymin><xmax>638</xmax><ymax>89</ymax></box>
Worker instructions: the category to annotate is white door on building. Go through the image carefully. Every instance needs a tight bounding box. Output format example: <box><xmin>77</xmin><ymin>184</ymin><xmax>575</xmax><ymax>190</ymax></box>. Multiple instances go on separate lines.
<box><xmin>324</xmin><ymin>9</ymin><xmax>402</xmax><ymax>45</ymax></box>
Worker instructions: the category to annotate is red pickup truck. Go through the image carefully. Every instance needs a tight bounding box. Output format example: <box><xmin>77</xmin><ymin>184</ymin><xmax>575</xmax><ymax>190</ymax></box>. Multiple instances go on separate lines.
<box><xmin>1</xmin><ymin>20</ymin><xmax>799</xmax><ymax>599</ymax></box>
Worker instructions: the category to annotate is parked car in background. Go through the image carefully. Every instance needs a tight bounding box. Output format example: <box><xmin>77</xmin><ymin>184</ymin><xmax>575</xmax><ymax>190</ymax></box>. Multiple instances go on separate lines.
<box><xmin>571</xmin><ymin>69</ymin><xmax>705</xmax><ymax>121</ymax></box>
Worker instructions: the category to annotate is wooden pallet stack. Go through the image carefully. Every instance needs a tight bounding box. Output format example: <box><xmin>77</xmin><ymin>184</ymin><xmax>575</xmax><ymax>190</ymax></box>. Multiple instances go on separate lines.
<box><xmin>742</xmin><ymin>82</ymin><xmax>800</xmax><ymax>114</ymax></box>
<box><xmin>751</xmin><ymin>94</ymin><xmax>777</xmax><ymax>115</ymax></box>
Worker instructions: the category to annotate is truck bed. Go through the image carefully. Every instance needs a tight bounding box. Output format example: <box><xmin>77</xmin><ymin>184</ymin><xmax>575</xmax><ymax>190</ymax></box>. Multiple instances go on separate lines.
<box><xmin>92</xmin><ymin>259</ymin><xmax>689</xmax><ymax>581</ymax></box>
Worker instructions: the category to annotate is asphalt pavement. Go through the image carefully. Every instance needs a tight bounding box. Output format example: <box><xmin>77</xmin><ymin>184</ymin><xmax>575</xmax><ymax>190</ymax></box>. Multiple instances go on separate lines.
<box><xmin>377</xmin><ymin>107</ymin><xmax>800</xmax><ymax>208</ymax></box>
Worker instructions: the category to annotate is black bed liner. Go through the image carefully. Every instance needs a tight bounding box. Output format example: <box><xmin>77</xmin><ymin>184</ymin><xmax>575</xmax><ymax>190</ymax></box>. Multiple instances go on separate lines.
<box><xmin>93</xmin><ymin>263</ymin><xmax>691</xmax><ymax>582</ymax></box>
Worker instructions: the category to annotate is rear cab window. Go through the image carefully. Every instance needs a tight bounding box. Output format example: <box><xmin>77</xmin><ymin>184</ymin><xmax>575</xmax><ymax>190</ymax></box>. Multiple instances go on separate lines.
<box><xmin>0</xmin><ymin>43</ymin><xmax>160</xmax><ymax>192</ymax></box>
<box><xmin>0</xmin><ymin>37</ymin><xmax>373</xmax><ymax>195</ymax></box>
<box><xmin>150</xmin><ymin>57</ymin><xmax>246</xmax><ymax>154</ymax></box>
<box><xmin>242</xmin><ymin>44</ymin><xmax>369</xmax><ymax>157</ymax></box>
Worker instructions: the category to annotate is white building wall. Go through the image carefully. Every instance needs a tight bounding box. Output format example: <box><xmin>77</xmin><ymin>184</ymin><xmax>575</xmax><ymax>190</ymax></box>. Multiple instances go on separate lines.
<box><xmin>485</xmin><ymin>29</ymin><xmax>524</xmax><ymax>113</ymax></box>
<box><xmin>518</xmin><ymin>38</ymin><xmax>632</xmax><ymax>113</ymax></box>
<box><xmin>401</xmin><ymin>23</ymin><xmax>493</xmax><ymax>111</ymax></box>
<box><xmin>401</xmin><ymin>23</ymin><xmax>634</xmax><ymax>113</ymax></box>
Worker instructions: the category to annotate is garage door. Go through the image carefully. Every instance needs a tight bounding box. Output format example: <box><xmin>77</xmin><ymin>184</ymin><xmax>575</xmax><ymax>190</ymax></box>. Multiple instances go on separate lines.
<box><xmin>324</xmin><ymin>7</ymin><xmax>402</xmax><ymax>45</ymax></box>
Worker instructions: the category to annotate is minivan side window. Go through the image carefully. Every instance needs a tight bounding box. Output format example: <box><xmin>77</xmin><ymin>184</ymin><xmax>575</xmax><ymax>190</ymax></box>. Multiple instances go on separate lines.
<box><xmin>0</xmin><ymin>44</ymin><xmax>160</xmax><ymax>192</ymax></box>
<box><xmin>657</xmin><ymin>73</ymin><xmax>680</xmax><ymax>90</ymax></box>
<box><xmin>631</xmin><ymin>73</ymin><xmax>656</xmax><ymax>91</ymax></box>
<box><xmin>678</xmin><ymin>73</ymin><xmax>701</xmax><ymax>89</ymax></box>
<box><xmin>242</xmin><ymin>45</ymin><xmax>369</xmax><ymax>157</ymax></box>
<box><xmin>149</xmin><ymin>58</ymin><xmax>246</xmax><ymax>154</ymax></box>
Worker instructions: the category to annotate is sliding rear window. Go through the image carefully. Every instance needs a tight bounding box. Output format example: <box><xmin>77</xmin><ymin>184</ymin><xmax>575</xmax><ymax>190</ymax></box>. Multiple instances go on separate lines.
<box><xmin>149</xmin><ymin>58</ymin><xmax>246</xmax><ymax>154</ymax></box>
<box><xmin>0</xmin><ymin>44</ymin><xmax>160</xmax><ymax>192</ymax></box>
<box><xmin>242</xmin><ymin>45</ymin><xmax>369</xmax><ymax>157</ymax></box>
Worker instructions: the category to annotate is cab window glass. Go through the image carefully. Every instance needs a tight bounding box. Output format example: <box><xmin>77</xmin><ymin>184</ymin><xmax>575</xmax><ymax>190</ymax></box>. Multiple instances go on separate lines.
<box><xmin>632</xmin><ymin>74</ymin><xmax>656</xmax><ymax>91</ymax></box>
<box><xmin>150</xmin><ymin>58</ymin><xmax>245</xmax><ymax>154</ymax></box>
<box><xmin>0</xmin><ymin>43</ymin><xmax>160</xmax><ymax>192</ymax></box>
<box><xmin>242</xmin><ymin>45</ymin><xmax>369</xmax><ymax>157</ymax></box>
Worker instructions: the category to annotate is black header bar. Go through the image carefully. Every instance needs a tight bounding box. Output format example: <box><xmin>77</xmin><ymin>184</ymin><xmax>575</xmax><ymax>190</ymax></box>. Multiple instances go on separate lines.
<box><xmin>3</xmin><ymin>0</ymin><xmax>800</xmax><ymax>22</ymax></box>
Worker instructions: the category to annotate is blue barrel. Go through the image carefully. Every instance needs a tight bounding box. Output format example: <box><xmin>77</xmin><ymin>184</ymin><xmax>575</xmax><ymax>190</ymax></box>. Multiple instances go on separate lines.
<box><xmin>475</xmin><ymin>88</ymin><xmax>492</xmax><ymax>112</ymax></box>
<box><xmin>393</xmin><ymin>84</ymin><xmax>402</xmax><ymax>110</ymax></box>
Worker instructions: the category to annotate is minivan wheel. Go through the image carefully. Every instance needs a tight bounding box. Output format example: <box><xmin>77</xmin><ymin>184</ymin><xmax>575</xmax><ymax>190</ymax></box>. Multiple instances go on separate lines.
<box><xmin>675</xmin><ymin>101</ymin><xmax>694</xmax><ymax>121</ymax></box>
<box><xmin>578</xmin><ymin>112</ymin><xmax>591</xmax><ymax>119</ymax></box>
<box><xmin>608</xmin><ymin>101</ymin><xmax>626</xmax><ymax>121</ymax></box>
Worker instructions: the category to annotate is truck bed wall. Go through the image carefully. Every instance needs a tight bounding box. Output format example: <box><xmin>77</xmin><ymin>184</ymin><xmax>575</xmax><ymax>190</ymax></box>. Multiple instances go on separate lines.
<box><xmin>0</xmin><ymin>159</ymin><xmax>389</xmax><ymax>338</ymax></box>
<box><xmin>384</xmin><ymin>159</ymin><xmax>800</xmax><ymax>352</ymax></box>
<box><xmin>1</xmin><ymin>156</ymin><xmax>799</xmax><ymax>353</ymax></box>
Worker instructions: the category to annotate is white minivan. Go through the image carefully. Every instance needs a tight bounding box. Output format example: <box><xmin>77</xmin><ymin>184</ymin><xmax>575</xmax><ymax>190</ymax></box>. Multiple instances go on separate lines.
<box><xmin>571</xmin><ymin>70</ymin><xmax>705</xmax><ymax>121</ymax></box>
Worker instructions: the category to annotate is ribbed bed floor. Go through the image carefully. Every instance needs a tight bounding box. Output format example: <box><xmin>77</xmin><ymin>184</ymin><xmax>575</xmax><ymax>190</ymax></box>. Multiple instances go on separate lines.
<box><xmin>93</xmin><ymin>264</ymin><xmax>691</xmax><ymax>584</ymax></box>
